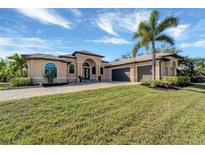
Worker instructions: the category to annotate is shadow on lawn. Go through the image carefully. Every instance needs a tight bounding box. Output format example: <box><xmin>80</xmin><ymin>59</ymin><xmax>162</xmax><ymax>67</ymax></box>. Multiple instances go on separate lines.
<box><xmin>185</xmin><ymin>83</ymin><xmax>205</xmax><ymax>94</ymax></box>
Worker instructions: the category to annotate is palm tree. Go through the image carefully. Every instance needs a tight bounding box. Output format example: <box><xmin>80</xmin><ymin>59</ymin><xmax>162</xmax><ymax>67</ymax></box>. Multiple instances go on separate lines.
<box><xmin>0</xmin><ymin>59</ymin><xmax>7</xmax><ymax>82</ymax></box>
<box><xmin>8</xmin><ymin>53</ymin><xmax>27</xmax><ymax>77</ymax></box>
<box><xmin>132</xmin><ymin>10</ymin><xmax>178</xmax><ymax>80</ymax></box>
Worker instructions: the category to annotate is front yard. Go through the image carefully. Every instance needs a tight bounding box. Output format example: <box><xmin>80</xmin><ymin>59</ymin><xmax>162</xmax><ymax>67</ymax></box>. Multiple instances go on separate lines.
<box><xmin>0</xmin><ymin>83</ymin><xmax>205</xmax><ymax>144</ymax></box>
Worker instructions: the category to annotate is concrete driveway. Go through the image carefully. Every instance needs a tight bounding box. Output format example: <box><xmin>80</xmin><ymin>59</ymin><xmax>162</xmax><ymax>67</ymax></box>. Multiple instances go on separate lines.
<box><xmin>0</xmin><ymin>82</ymin><xmax>140</xmax><ymax>102</ymax></box>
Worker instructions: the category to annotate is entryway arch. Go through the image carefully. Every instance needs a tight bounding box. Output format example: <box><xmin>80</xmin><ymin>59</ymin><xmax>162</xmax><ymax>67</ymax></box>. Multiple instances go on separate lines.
<box><xmin>82</xmin><ymin>58</ymin><xmax>97</xmax><ymax>81</ymax></box>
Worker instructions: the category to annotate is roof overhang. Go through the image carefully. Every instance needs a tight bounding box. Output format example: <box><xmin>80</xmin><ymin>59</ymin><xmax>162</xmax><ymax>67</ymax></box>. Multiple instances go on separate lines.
<box><xmin>72</xmin><ymin>51</ymin><xmax>104</xmax><ymax>58</ymax></box>
<box><xmin>21</xmin><ymin>55</ymin><xmax>71</xmax><ymax>63</ymax></box>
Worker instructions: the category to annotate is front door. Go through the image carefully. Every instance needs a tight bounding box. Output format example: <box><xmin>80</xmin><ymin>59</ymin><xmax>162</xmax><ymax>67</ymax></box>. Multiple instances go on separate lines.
<box><xmin>83</xmin><ymin>68</ymin><xmax>90</xmax><ymax>79</ymax></box>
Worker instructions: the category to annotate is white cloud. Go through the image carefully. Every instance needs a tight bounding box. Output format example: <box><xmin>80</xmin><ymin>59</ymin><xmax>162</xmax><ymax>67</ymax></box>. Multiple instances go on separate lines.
<box><xmin>0</xmin><ymin>37</ymin><xmax>12</xmax><ymax>46</ymax></box>
<box><xmin>96</xmin><ymin>12</ymin><xmax>120</xmax><ymax>37</ymax></box>
<box><xmin>181</xmin><ymin>40</ymin><xmax>205</xmax><ymax>48</ymax></box>
<box><xmin>95</xmin><ymin>10</ymin><xmax>150</xmax><ymax>36</ymax></box>
<box><xmin>68</xmin><ymin>9</ymin><xmax>82</xmax><ymax>17</ymax></box>
<box><xmin>167</xmin><ymin>24</ymin><xmax>189</xmax><ymax>40</ymax></box>
<box><xmin>87</xmin><ymin>36</ymin><xmax>131</xmax><ymax>45</ymax></box>
<box><xmin>16</xmin><ymin>9</ymin><xmax>72</xmax><ymax>29</ymax></box>
<box><xmin>0</xmin><ymin>37</ymin><xmax>71</xmax><ymax>59</ymax></box>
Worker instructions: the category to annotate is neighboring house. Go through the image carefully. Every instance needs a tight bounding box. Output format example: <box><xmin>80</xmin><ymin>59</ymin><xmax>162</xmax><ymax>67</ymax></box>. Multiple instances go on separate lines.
<box><xmin>22</xmin><ymin>50</ymin><xmax>181</xmax><ymax>84</ymax></box>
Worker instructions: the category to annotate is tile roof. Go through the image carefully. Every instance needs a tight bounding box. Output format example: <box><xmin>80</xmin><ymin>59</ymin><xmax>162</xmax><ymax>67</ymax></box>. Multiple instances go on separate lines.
<box><xmin>72</xmin><ymin>50</ymin><xmax>104</xmax><ymax>58</ymax></box>
<box><xmin>106</xmin><ymin>53</ymin><xmax>180</xmax><ymax>67</ymax></box>
<box><xmin>21</xmin><ymin>53</ymin><xmax>72</xmax><ymax>63</ymax></box>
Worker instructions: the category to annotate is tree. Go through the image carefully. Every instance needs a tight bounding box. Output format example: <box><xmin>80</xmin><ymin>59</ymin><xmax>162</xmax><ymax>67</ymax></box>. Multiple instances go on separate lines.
<box><xmin>178</xmin><ymin>56</ymin><xmax>205</xmax><ymax>80</ymax></box>
<box><xmin>132</xmin><ymin>10</ymin><xmax>178</xmax><ymax>80</ymax></box>
<box><xmin>8</xmin><ymin>53</ymin><xmax>27</xmax><ymax>77</ymax></box>
<box><xmin>0</xmin><ymin>59</ymin><xmax>7</xmax><ymax>82</ymax></box>
<box><xmin>114</xmin><ymin>52</ymin><xmax>132</xmax><ymax>61</ymax></box>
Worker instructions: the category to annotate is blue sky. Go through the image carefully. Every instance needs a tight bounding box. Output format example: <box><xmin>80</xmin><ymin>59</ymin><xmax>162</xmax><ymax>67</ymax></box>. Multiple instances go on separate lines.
<box><xmin>0</xmin><ymin>8</ymin><xmax>205</xmax><ymax>61</ymax></box>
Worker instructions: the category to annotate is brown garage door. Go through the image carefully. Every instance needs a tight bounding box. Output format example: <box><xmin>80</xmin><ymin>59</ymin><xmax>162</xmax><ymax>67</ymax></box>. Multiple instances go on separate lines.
<box><xmin>112</xmin><ymin>67</ymin><xmax>130</xmax><ymax>81</ymax></box>
<box><xmin>137</xmin><ymin>65</ymin><xmax>152</xmax><ymax>81</ymax></box>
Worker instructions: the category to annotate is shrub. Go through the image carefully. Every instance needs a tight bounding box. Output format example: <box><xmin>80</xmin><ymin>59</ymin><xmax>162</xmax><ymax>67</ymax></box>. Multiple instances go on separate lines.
<box><xmin>177</xmin><ymin>76</ymin><xmax>190</xmax><ymax>86</ymax></box>
<box><xmin>158</xmin><ymin>80</ymin><xmax>172</xmax><ymax>88</ymax></box>
<box><xmin>142</xmin><ymin>80</ymin><xmax>161</xmax><ymax>88</ymax></box>
<box><xmin>43</xmin><ymin>71</ymin><xmax>55</xmax><ymax>83</ymax></box>
<box><xmin>163</xmin><ymin>76</ymin><xmax>190</xmax><ymax>86</ymax></box>
<box><xmin>191</xmin><ymin>76</ymin><xmax>205</xmax><ymax>83</ymax></box>
<box><xmin>78</xmin><ymin>76</ymin><xmax>83</xmax><ymax>82</ymax></box>
<box><xmin>98</xmin><ymin>76</ymin><xmax>102</xmax><ymax>82</ymax></box>
<box><xmin>10</xmin><ymin>77</ymin><xmax>32</xmax><ymax>86</ymax></box>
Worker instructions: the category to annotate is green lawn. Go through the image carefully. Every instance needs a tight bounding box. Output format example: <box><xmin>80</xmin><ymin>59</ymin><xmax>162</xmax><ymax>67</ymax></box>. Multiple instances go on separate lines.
<box><xmin>0</xmin><ymin>83</ymin><xmax>205</xmax><ymax>144</ymax></box>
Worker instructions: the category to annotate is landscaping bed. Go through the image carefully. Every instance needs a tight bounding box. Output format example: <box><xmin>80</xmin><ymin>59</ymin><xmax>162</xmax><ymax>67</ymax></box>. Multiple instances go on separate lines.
<box><xmin>142</xmin><ymin>76</ymin><xmax>191</xmax><ymax>90</ymax></box>
<box><xmin>42</xmin><ymin>82</ymin><xmax>68</xmax><ymax>87</ymax></box>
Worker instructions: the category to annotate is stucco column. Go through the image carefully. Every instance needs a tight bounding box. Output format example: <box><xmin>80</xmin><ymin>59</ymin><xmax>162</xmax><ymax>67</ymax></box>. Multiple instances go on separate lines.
<box><xmin>77</xmin><ymin>61</ymin><xmax>82</xmax><ymax>82</ymax></box>
<box><xmin>131</xmin><ymin>63</ymin><xmax>137</xmax><ymax>82</ymax></box>
<box><xmin>156</xmin><ymin>60</ymin><xmax>161</xmax><ymax>80</ymax></box>
<box><xmin>96</xmin><ymin>63</ymin><xmax>99</xmax><ymax>81</ymax></box>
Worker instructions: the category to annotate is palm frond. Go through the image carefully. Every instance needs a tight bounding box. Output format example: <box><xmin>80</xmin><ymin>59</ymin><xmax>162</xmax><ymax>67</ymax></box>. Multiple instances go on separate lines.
<box><xmin>156</xmin><ymin>16</ymin><xmax>178</xmax><ymax>35</ymax></box>
<box><xmin>132</xmin><ymin>32</ymin><xmax>139</xmax><ymax>41</ymax></box>
<box><xmin>140</xmin><ymin>32</ymin><xmax>152</xmax><ymax>47</ymax></box>
<box><xmin>149</xmin><ymin>10</ymin><xmax>159</xmax><ymax>31</ymax></box>
<box><xmin>132</xmin><ymin>42</ymin><xmax>141</xmax><ymax>57</ymax></box>
<box><xmin>155</xmin><ymin>34</ymin><xmax>175</xmax><ymax>46</ymax></box>
<box><xmin>138</xmin><ymin>21</ymin><xmax>150</xmax><ymax>35</ymax></box>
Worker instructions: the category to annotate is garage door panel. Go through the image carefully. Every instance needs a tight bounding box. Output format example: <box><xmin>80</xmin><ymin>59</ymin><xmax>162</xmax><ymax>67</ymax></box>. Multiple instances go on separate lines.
<box><xmin>112</xmin><ymin>68</ymin><xmax>130</xmax><ymax>81</ymax></box>
<box><xmin>137</xmin><ymin>65</ymin><xmax>152</xmax><ymax>81</ymax></box>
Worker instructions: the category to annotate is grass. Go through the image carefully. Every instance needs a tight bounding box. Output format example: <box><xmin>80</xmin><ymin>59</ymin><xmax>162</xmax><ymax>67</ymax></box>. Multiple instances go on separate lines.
<box><xmin>0</xmin><ymin>83</ymin><xmax>205</xmax><ymax>144</ymax></box>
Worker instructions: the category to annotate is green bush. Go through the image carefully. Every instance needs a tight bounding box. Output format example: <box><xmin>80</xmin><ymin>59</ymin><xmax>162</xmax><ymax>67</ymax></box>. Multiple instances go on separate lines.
<box><xmin>163</xmin><ymin>76</ymin><xmax>190</xmax><ymax>86</ymax></box>
<box><xmin>191</xmin><ymin>76</ymin><xmax>205</xmax><ymax>83</ymax></box>
<box><xmin>43</xmin><ymin>71</ymin><xmax>55</xmax><ymax>83</ymax></box>
<box><xmin>142</xmin><ymin>80</ymin><xmax>161</xmax><ymax>88</ymax></box>
<box><xmin>142</xmin><ymin>76</ymin><xmax>190</xmax><ymax>89</ymax></box>
<box><xmin>10</xmin><ymin>77</ymin><xmax>32</xmax><ymax>86</ymax></box>
<box><xmin>158</xmin><ymin>80</ymin><xmax>172</xmax><ymax>88</ymax></box>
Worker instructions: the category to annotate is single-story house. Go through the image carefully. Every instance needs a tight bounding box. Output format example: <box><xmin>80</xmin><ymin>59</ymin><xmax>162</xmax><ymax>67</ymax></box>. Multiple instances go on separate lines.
<box><xmin>22</xmin><ymin>50</ymin><xmax>181</xmax><ymax>84</ymax></box>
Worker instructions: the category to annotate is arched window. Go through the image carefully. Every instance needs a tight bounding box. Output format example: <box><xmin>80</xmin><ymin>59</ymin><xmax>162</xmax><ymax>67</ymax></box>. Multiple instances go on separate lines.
<box><xmin>92</xmin><ymin>66</ymin><xmax>96</xmax><ymax>74</ymax></box>
<box><xmin>83</xmin><ymin>62</ymin><xmax>90</xmax><ymax>67</ymax></box>
<box><xmin>100</xmin><ymin>67</ymin><xmax>104</xmax><ymax>74</ymax></box>
<box><xmin>45</xmin><ymin>63</ymin><xmax>57</xmax><ymax>77</ymax></box>
<box><xmin>69</xmin><ymin>64</ymin><xmax>75</xmax><ymax>74</ymax></box>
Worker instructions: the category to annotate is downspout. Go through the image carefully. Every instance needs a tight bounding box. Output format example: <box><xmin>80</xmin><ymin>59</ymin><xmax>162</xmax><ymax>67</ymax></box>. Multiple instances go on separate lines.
<box><xmin>66</xmin><ymin>63</ymin><xmax>69</xmax><ymax>84</ymax></box>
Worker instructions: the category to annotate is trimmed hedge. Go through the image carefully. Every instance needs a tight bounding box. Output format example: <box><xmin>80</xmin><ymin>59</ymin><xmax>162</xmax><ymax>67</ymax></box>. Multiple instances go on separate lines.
<box><xmin>163</xmin><ymin>76</ymin><xmax>190</xmax><ymax>86</ymax></box>
<box><xmin>10</xmin><ymin>77</ymin><xmax>32</xmax><ymax>86</ymax></box>
<box><xmin>143</xmin><ymin>76</ymin><xmax>190</xmax><ymax>89</ymax></box>
<box><xmin>143</xmin><ymin>80</ymin><xmax>172</xmax><ymax>88</ymax></box>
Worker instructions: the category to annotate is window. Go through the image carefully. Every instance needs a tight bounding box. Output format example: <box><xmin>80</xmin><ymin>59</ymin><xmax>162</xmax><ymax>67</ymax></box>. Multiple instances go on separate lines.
<box><xmin>83</xmin><ymin>62</ymin><xmax>89</xmax><ymax>67</ymax></box>
<box><xmin>69</xmin><ymin>64</ymin><xmax>75</xmax><ymax>74</ymax></box>
<box><xmin>45</xmin><ymin>63</ymin><xmax>57</xmax><ymax>77</ymax></box>
<box><xmin>92</xmin><ymin>66</ymin><xmax>96</xmax><ymax>74</ymax></box>
<box><xmin>100</xmin><ymin>67</ymin><xmax>104</xmax><ymax>74</ymax></box>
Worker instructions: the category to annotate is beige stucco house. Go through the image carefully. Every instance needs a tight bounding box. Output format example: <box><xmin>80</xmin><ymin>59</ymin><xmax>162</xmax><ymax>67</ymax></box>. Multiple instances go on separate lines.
<box><xmin>22</xmin><ymin>51</ymin><xmax>181</xmax><ymax>84</ymax></box>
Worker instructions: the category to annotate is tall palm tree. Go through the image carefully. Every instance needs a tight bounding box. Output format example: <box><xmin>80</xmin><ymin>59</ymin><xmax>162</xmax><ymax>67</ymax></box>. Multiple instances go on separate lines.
<box><xmin>8</xmin><ymin>53</ymin><xmax>27</xmax><ymax>77</ymax></box>
<box><xmin>132</xmin><ymin>10</ymin><xmax>178</xmax><ymax>80</ymax></box>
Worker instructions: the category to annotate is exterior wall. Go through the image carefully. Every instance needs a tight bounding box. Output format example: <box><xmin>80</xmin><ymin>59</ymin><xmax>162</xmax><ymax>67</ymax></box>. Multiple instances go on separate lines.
<box><xmin>101</xmin><ymin>62</ymin><xmax>110</xmax><ymax>81</ymax></box>
<box><xmin>27</xmin><ymin>59</ymin><xmax>68</xmax><ymax>84</ymax></box>
<box><xmin>160</xmin><ymin>57</ymin><xmax>178</xmax><ymax>78</ymax></box>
